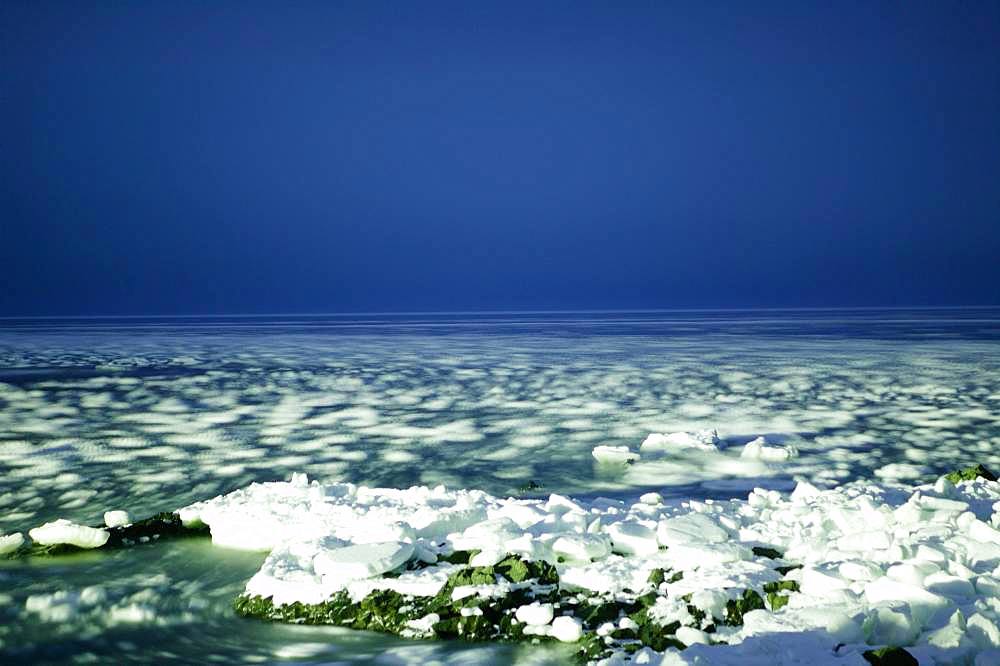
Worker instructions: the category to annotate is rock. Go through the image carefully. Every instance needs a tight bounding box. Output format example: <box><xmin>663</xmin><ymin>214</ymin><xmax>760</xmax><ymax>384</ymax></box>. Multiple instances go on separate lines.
<box><xmin>862</xmin><ymin>646</ymin><xmax>918</xmax><ymax>666</ymax></box>
<box><xmin>945</xmin><ymin>464</ymin><xmax>997</xmax><ymax>484</ymax></box>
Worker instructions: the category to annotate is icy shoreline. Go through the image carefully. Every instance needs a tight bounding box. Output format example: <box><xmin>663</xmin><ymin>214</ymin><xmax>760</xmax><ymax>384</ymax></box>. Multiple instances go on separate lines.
<box><xmin>177</xmin><ymin>461</ymin><xmax>1000</xmax><ymax>664</ymax></box>
<box><xmin>7</xmin><ymin>447</ymin><xmax>1000</xmax><ymax>664</ymax></box>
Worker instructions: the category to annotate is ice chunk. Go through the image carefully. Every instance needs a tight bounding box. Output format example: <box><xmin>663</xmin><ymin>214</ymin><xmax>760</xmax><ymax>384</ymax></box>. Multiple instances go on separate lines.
<box><xmin>864</xmin><ymin>578</ymin><xmax>951</xmax><ymax>627</ymax></box>
<box><xmin>656</xmin><ymin>512</ymin><xmax>729</xmax><ymax>547</ymax></box>
<box><xmin>591</xmin><ymin>445</ymin><xmax>639</xmax><ymax>464</ymax></box>
<box><xmin>886</xmin><ymin>561</ymin><xmax>939</xmax><ymax>587</ymax></box>
<box><xmin>409</xmin><ymin>506</ymin><xmax>488</xmax><ymax>539</ymax></box>
<box><xmin>0</xmin><ymin>532</ymin><xmax>24</xmax><ymax>555</ymax></box>
<box><xmin>864</xmin><ymin>606</ymin><xmax>920</xmax><ymax>646</ymax></box>
<box><xmin>639</xmin><ymin>430</ymin><xmax>719</xmax><ymax>453</ymax></box>
<box><xmin>740</xmin><ymin>436</ymin><xmax>797</xmax><ymax>462</ymax></box>
<box><xmin>451</xmin><ymin>518</ymin><xmax>523</xmax><ymax>552</ymax></box>
<box><xmin>469</xmin><ymin>548</ymin><xmax>504</xmax><ymax>567</ymax></box>
<box><xmin>492</xmin><ymin>503</ymin><xmax>546</xmax><ymax>529</ymax></box>
<box><xmin>676</xmin><ymin>626</ymin><xmax>710</xmax><ymax>645</ymax></box>
<box><xmin>838</xmin><ymin>561</ymin><xmax>883</xmax><ymax>582</ymax></box>
<box><xmin>968</xmin><ymin>612</ymin><xmax>1000</xmax><ymax>649</ymax></box>
<box><xmin>606</xmin><ymin>520</ymin><xmax>659</xmax><ymax>555</ymax></box>
<box><xmin>928</xmin><ymin>609</ymin><xmax>966</xmax><ymax>649</ymax></box>
<box><xmin>923</xmin><ymin>571</ymin><xmax>976</xmax><ymax>598</ymax></box>
<box><xmin>826</xmin><ymin>613</ymin><xmax>864</xmax><ymax>643</ymax></box>
<box><xmin>551</xmin><ymin>534</ymin><xmax>611</xmax><ymax>563</ymax></box>
<box><xmin>342</xmin><ymin>521</ymin><xmax>415</xmax><ymax>545</ymax></box>
<box><xmin>639</xmin><ymin>492</ymin><xmax>663</xmax><ymax>505</ymax></box>
<box><xmin>664</xmin><ymin>542</ymin><xmax>751</xmax><ymax>568</ymax></box>
<box><xmin>968</xmin><ymin>518</ymin><xmax>1000</xmax><ymax>545</ymax></box>
<box><xmin>515</xmin><ymin>602</ymin><xmax>554</xmax><ymax>626</ymax></box>
<box><xmin>800</xmin><ymin>566</ymin><xmax>848</xmax><ymax>595</ymax></box>
<box><xmin>836</xmin><ymin>529</ymin><xmax>891</xmax><ymax>552</ymax></box>
<box><xmin>689</xmin><ymin>590</ymin><xmax>729</xmax><ymax>620</ymax></box>
<box><xmin>791</xmin><ymin>480</ymin><xmax>822</xmax><ymax>502</ymax></box>
<box><xmin>404</xmin><ymin>613</ymin><xmax>440</xmax><ymax>637</ymax></box>
<box><xmin>313</xmin><ymin>541</ymin><xmax>414</xmax><ymax>587</ymax></box>
<box><xmin>544</xmin><ymin>494</ymin><xmax>584</xmax><ymax>515</ymax></box>
<box><xmin>28</xmin><ymin>519</ymin><xmax>109</xmax><ymax>549</ymax></box>
<box><xmin>103</xmin><ymin>510</ymin><xmax>131</xmax><ymax>528</ymax></box>
<box><xmin>550</xmin><ymin>615</ymin><xmax>583</xmax><ymax>642</ymax></box>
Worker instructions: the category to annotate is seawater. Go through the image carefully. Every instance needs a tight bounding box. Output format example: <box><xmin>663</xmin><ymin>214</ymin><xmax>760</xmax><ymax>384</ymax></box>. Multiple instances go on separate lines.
<box><xmin>1</xmin><ymin>309</ymin><xmax>998</xmax><ymax>663</ymax></box>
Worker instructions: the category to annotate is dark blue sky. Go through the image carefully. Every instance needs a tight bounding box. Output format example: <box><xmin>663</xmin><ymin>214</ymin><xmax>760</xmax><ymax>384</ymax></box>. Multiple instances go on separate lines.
<box><xmin>3</xmin><ymin>1</ymin><xmax>999</xmax><ymax>316</ymax></box>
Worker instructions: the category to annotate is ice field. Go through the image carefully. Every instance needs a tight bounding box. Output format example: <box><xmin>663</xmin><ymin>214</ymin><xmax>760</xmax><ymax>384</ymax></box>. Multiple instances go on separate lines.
<box><xmin>1</xmin><ymin>310</ymin><xmax>999</xmax><ymax>663</ymax></box>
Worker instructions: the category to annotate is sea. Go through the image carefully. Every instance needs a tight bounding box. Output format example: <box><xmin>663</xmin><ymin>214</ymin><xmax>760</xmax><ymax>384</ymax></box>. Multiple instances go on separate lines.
<box><xmin>1</xmin><ymin>308</ymin><xmax>998</xmax><ymax>664</ymax></box>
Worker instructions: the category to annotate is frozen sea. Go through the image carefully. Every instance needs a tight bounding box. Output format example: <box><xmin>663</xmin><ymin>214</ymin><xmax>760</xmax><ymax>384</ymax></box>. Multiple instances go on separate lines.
<box><xmin>1</xmin><ymin>309</ymin><xmax>999</xmax><ymax>664</ymax></box>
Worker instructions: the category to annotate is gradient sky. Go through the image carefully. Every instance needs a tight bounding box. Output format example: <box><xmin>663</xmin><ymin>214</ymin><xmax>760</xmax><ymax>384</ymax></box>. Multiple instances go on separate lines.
<box><xmin>3</xmin><ymin>1</ymin><xmax>999</xmax><ymax>316</ymax></box>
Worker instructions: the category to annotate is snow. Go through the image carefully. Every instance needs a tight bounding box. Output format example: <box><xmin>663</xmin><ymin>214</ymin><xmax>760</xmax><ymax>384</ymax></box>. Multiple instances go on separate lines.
<box><xmin>27</xmin><ymin>519</ymin><xmax>109</xmax><ymax>549</ymax></box>
<box><xmin>171</xmin><ymin>454</ymin><xmax>1000</xmax><ymax>664</ymax></box>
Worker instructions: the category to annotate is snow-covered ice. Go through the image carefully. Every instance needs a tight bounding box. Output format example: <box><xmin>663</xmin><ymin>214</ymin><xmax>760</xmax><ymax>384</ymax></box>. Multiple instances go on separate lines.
<box><xmin>174</xmin><ymin>459</ymin><xmax>1000</xmax><ymax>664</ymax></box>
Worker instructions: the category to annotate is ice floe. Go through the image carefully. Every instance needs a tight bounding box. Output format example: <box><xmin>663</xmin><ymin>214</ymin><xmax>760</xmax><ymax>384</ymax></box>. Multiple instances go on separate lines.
<box><xmin>592</xmin><ymin>445</ymin><xmax>640</xmax><ymax>464</ymax></box>
<box><xmin>740</xmin><ymin>436</ymin><xmax>798</xmax><ymax>462</ymax></box>
<box><xmin>639</xmin><ymin>430</ymin><xmax>720</xmax><ymax>454</ymax></box>
<box><xmin>0</xmin><ymin>530</ymin><xmax>24</xmax><ymax>555</ymax></box>
<box><xmin>27</xmin><ymin>519</ymin><xmax>109</xmax><ymax>549</ymax></box>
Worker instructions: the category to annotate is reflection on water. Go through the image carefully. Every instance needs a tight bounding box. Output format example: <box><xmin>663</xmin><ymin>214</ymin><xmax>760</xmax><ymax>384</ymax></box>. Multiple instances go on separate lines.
<box><xmin>1</xmin><ymin>309</ymin><xmax>998</xmax><ymax>662</ymax></box>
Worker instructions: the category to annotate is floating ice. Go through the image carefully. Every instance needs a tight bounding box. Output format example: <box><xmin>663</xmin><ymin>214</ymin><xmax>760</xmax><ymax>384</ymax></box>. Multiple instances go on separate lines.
<box><xmin>739</xmin><ymin>436</ymin><xmax>798</xmax><ymax>462</ymax></box>
<box><xmin>591</xmin><ymin>445</ymin><xmax>639</xmax><ymax>464</ymax></box>
<box><xmin>0</xmin><ymin>531</ymin><xmax>25</xmax><ymax>555</ymax></box>
<box><xmin>639</xmin><ymin>430</ymin><xmax>720</xmax><ymax>453</ymax></box>
<box><xmin>28</xmin><ymin>519</ymin><xmax>109</xmax><ymax>549</ymax></box>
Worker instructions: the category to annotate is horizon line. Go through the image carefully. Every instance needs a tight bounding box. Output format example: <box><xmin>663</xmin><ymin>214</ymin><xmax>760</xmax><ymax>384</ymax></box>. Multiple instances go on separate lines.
<box><xmin>2</xmin><ymin>304</ymin><xmax>1000</xmax><ymax>321</ymax></box>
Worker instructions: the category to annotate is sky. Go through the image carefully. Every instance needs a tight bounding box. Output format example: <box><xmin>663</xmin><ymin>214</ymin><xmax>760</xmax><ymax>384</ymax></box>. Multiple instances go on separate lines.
<box><xmin>2</xmin><ymin>1</ymin><xmax>999</xmax><ymax>316</ymax></box>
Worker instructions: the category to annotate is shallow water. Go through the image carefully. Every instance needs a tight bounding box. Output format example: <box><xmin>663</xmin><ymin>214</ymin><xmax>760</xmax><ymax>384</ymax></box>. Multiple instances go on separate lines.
<box><xmin>2</xmin><ymin>309</ymin><xmax>999</xmax><ymax>663</ymax></box>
